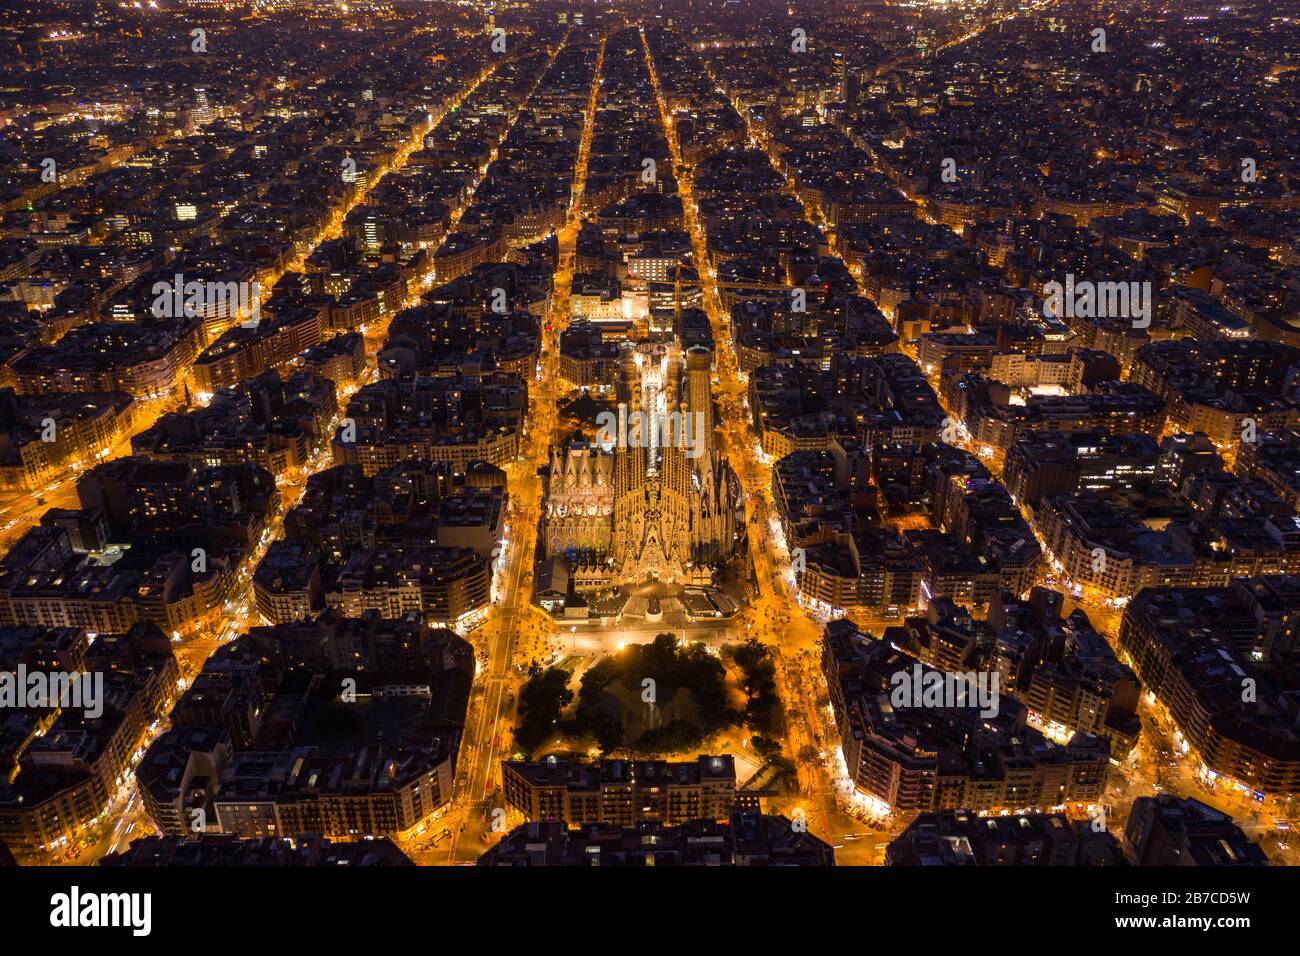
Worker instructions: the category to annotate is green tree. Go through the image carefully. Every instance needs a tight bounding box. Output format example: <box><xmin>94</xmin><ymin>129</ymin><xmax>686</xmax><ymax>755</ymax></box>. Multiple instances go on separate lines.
<box><xmin>514</xmin><ymin>667</ymin><xmax>573</xmax><ymax>754</ymax></box>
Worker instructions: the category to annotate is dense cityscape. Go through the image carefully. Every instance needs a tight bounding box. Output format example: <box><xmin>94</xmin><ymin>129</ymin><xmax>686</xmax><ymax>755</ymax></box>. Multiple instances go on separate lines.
<box><xmin>0</xmin><ymin>0</ymin><xmax>1294</xmax><ymax>909</ymax></box>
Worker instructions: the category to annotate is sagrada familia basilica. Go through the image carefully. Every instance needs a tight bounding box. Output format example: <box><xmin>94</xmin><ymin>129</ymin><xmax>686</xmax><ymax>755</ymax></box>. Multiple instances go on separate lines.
<box><xmin>540</xmin><ymin>341</ymin><xmax>745</xmax><ymax>592</ymax></box>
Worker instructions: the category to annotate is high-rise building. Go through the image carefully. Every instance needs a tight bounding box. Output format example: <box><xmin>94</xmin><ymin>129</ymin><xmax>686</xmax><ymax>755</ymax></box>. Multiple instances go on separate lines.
<box><xmin>191</xmin><ymin>88</ymin><xmax>214</xmax><ymax>128</ymax></box>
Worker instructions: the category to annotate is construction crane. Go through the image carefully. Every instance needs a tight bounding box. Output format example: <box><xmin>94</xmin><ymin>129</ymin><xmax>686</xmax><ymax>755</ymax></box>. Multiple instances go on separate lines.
<box><xmin>659</xmin><ymin>261</ymin><xmax>794</xmax><ymax>317</ymax></box>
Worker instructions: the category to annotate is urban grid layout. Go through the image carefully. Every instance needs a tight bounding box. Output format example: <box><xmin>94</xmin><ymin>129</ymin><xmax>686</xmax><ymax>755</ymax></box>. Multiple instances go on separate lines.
<box><xmin>0</xmin><ymin>0</ymin><xmax>1295</xmax><ymax>882</ymax></box>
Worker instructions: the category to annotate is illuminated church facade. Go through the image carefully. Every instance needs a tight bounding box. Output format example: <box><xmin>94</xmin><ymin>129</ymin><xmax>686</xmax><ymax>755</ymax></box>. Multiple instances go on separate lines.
<box><xmin>540</xmin><ymin>341</ymin><xmax>744</xmax><ymax>590</ymax></box>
